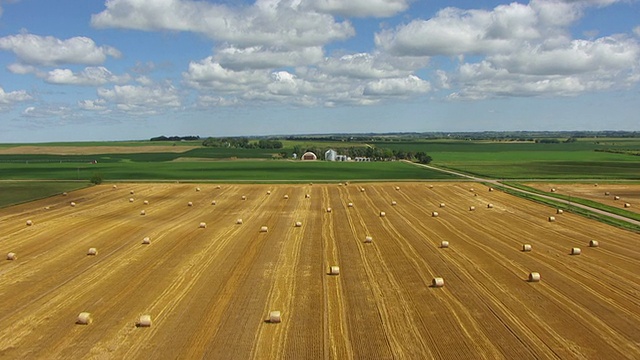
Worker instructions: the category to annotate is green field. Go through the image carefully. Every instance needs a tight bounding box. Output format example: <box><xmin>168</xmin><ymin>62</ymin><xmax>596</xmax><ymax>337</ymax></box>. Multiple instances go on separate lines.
<box><xmin>0</xmin><ymin>181</ymin><xmax>89</xmax><ymax>208</ymax></box>
<box><xmin>0</xmin><ymin>161</ymin><xmax>458</xmax><ymax>182</ymax></box>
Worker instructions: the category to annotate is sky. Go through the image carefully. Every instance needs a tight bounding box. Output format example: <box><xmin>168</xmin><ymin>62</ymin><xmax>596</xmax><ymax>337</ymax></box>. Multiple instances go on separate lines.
<box><xmin>0</xmin><ymin>0</ymin><xmax>638</xmax><ymax>142</ymax></box>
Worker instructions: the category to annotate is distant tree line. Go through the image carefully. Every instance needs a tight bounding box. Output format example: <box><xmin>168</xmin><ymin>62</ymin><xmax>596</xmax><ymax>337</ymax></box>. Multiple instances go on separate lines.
<box><xmin>150</xmin><ymin>135</ymin><xmax>200</xmax><ymax>141</ymax></box>
<box><xmin>202</xmin><ymin>137</ymin><xmax>283</xmax><ymax>149</ymax></box>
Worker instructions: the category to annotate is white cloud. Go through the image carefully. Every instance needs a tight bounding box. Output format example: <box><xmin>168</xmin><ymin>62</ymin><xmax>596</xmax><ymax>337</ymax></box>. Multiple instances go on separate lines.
<box><xmin>363</xmin><ymin>75</ymin><xmax>430</xmax><ymax>96</ymax></box>
<box><xmin>319</xmin><ymin>52</ymin><xmax>427</xmax><ymax>79</ymax></box>
<box><xmin>634</xmin><ymin>26</ymin><xmax>640</xmax><ymax>37</ymax></box>
<box><xmin>183</xmin><ymin>56</ymin><xmax>271</xmax><ymax>91</ymax></box>
<box><xmin>7</xmin><ymin>62</ymin><xmax>38</xmax><ymax>75</ymax></box>
<box><xmin>97</xmin><ymin>82</ymin><xmax>182</xmax><ymax>114</ymax></box>
<box><xmin>0</xmin><ymin>86</ymin><xmax>31</xmax><ymax>110</ymax></box>
<box><xmin>22</xmin><ymin>105</ymin><xmax>72</xmax><ymax>118</ymax></box>
<box><xmin>44</xmin><ymin>67</ymin><xmax>131</xmax><ymax>86</ymax></box>
<box><xmin>304</xmin><ymin>0</ymin><xmax>413</xmax><ymax>17</ymax></box>
<box><xmin>0</xmin><ymin>33</ymin><xmax>121</xmax><ymax>66</ymax></box>
<box><xmin>91</xmin><ymin>0</ymin><xmax>354</xmax><ymax>48</ymax></box>
<box><xmin>78</xmin><ymin>99</ymin><xmax>108</xmax><ymax>111</ymax></box>
<box><xmin>215</xmin><ymin>45</ymin><xmax>324</xmax><ymax>70</ymax></box>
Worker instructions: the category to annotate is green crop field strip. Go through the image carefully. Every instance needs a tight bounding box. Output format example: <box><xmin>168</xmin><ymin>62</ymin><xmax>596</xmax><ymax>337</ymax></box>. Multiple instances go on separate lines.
<box><xmin>0</xmin><ymin>181</ymin><xmax>88</xmax><ymax>208</ymax></box>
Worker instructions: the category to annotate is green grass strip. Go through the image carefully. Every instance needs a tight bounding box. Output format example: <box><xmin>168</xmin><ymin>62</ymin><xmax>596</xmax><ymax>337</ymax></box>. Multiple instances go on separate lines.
<box><xmin>0</xmin><ymin>181</ymin><xmax>90</xmax><ymax>208</ymax></box>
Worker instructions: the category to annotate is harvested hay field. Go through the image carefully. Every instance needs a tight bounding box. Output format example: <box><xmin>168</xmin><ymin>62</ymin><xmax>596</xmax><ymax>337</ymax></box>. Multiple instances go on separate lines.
<box><xmin>525</xmin><ymin>182</ymin><xmax>640</xmax><ymax>214</ymax></box>
<box><xmin>0</xmin><ymin>183</ymin><xmax>639</xmax><ymax>359</ymax></box>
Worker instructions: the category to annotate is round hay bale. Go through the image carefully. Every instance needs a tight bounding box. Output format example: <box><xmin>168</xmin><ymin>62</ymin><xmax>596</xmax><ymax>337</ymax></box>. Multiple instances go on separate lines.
<box><xmin>260</xmin><ymin>226</ymin><xmax>268</xmax><ymax>233</ymax></box>
<box><xmin>487</xmin><ymin>203</ymin><xmax>494</xmax><ymax>208</ymax></box>
<box><xmin>550</xmin><ymin>188</ymin><xmax>556</xmax><ymax>192</ymax></box>
<box><xmin>326</xmin><ymin>207</ymin><xmax>332</xmax><ymax>213</ymax></box>
<box><xmin>439</xmin><ymin>203</ymin><xmax>445</xmax><ymax>208</ymax></box>
<box><xmin>211</xmin><ymin>200</ymin><xmax>216</xmax><ymax>205</ymax></box>
<box><xmin>87</xmin><ymin>248</ymin><xmax>98</xmax><ymax>256</ymax></box>
<box><xmin>196</xmin><ymin>187</ymin><xmax>201</xmax><ymax>192</ymax></box>
<box><xmin>6</xmin><ymin>252</ymin><xmax>17</xmax><ymax>260</ymax></box>
<box><xmin>429</xmin><ymin>185</ymin><xmax>434</xmax><ymax>189</ymax></box>
<box><xmin>130</xmin><ymin>190</ymin><xmax>134</xmax><ymax>195</ymax></box>
<box><xmin>338</xmin><ymin>183</ymin><xmax>343</xmax><ymax>186</ymax></box>
<box><xmin>360</xmin><ymin>188</ymin><xmax>365</xmax><ymax>192</ymax></box>
<box><xmin>129</xmin><ymin>198</ymin><xmax>134</xmax><ymax>203</ymax></box>
<box><xmin>236</xmin><ymin>219</ymin><xmax>243</xmax><ymax>225</ymax></box>
<box><xmin>305</xmin><ymin>194</ymin><xmax>310</xmax><ymax>198</ymax></box>
<box><xmin>70</xmin><ymin>202</ymin><xmax>76</xmax><ymax>207</ymax></box>
<box><xmin>431</xmin><ymin>277</ymin><xmax>444</xmax><ymax>287</ymax></box>
<box><xmin>469</xmin><ymin>188</ymin><xmax>475</xmax><ymax>192</ymax></box>
<box><xmin>614</xmin><ymin>196</ymin><xmax>620</xmax><ymax>200</ymax></box>
<box><xmin>44</xmin><ymin>206</ymin><xmax>50</xmax><ymax>210</ymax></box>
<box><xmin>62</xmin><ymin>192</ymin><xmax>68</xmax><ymax>196</ymax></box>
<box><xmin>432</xmin><ymin>211</ymin><xmax>439</xmax><ymax>217</ymax></box>
<box><xmin>395</xmin><ymin>186</ymin><xmax>400</xmax><ymax>191</ymax></box>
<box><xmin>142</xmin><ymin>237</ymin><xmax>150</xmax><ymax>244</ymax></box>
<box><xmin>469</xmin><ymin>206</ymin><xmax>476</xmax><ymax>211</ymax></box>
<box><xmin>571</xmin><ymin>247</ymin><xmax>581</xmax><ymax>255</ymax></box>
<box><xmin>594</xmin><ymin>183</ymin><xmax>598</xmax><ymax>187</ymax></box>
<box><xmin>329</xmin><ymin>266</ymin><xmax>340</xmax><ymax>275</ymax></box>
<box><xmin>556</xmin><ymin>209</ymin><xmax>564</xmax><ymax>214</ymax></box>
<box><xmin>589</xmin><ymin>240</ymin><xmax>599</xmax><ymax>247</ymax></box>
<box><xmin>143</xmin><ymin>200</ymin><xmax>149</xmax><ymax>205</ymax></box>
<box><xmin>241</xmin><ymin>195</ymin><xmax>247</xmax><ymax>200</ymax></box>
<box><xmin>140</xmin><ymin>210</ymin><xmax>146</xmax><ymax>215</ymax></box>
<box><xmin>187</xmin><ymin>201</ymin><xmax>193</xmax><ymax>207</ymax></box>
<box><xmin>522</xmin><ymin>244</ymin><xmax>532</xmax><ymax>252</ymax></box>
<box><xmin>137</xmin><ymin>315</ymin><xmax>152</xmax><ymax>327</ymax></box>
<box><xmin>489</xmin><ymin>187</ymin><xmax>494</xmax><ymax>192</ymax></box>
<box><xmin>548</xmin><ymin>216</ymin><xmax>556</xmax><ymax>222</ymax></box>
<box><xmin>284</xmin><ymin>195</ymin><xmax>289</xmax><ymax>199</ymax></box>
<box><xmin>364</xmin><ymin>236</ymin><xmax>373</xmax><ymax>243</ymax></box>
<box><xmin>266</xmin><ymin>191</ymin><xmax>271</xmax><ymax>195</ymax></box>
<box><xmin>199</xmin><ymin>222</ymin><xmax>207</xmax><ymax>228</ymax></box>
<box><xmin>295</xmin><ymin>221</ymin><xmax>302</xmax><ymax>227</ymax></box>
<box><xmin>624</xmin><ymin>203</ymin><xmax>631</xmax><ymax>208</ymax></box>
<box><xmin>379</xmin><ymin>211</ymin><xmax>386</xmax><ymax>217</ymax></box>
<box><xmin>391</xmin><ymin>201</ymin><xmax>397</xmax><ymax>206</ymax></box>
<box><xmin>112</xmin><ymin>185</ymin><xmax>117</xmax><ymax>189</ymax></box>
<box><xmin>26</xmin><ymin>220</ymin><xmax>33</xmax><ymax>226</ymax></box>
<box><xmin>269</xmin><ymin>311</ymin><xmax>281</xmax><ymax>323</ymax></box>
<box><xmin>216</xmin><ymin>185</ymin><xmax>221</xmax><ymax>189</ymax></box>
<box><xmin>440</xmin><ymin>241</ymin><xmax>449</xmax><ymax>248</ymax></box>
<box><xmin>528</xmin><ymin>272</ymin><xmax>541</xmax><ymax>282</ymax></box>
<box><xmin>348</xmin><ymin>202</ymin><xmax>353</xmax><ymax>207</ymax></box>
<box><xmin>77</xmin><ymin>312</ymin><xmax>92</xmax><ymax>325</ymax></box>
<box><xmin>604</xmin><ymin>191</ymin><xmax>610</xmax><ymax>196</ymax></box>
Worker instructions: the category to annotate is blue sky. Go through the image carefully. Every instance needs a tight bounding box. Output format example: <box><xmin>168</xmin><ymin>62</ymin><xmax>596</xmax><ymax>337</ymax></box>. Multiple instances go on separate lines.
<box><xmin>0</xmin><ymin>0</ymin><xmax>638</xmax><ymax>142</ymax></box>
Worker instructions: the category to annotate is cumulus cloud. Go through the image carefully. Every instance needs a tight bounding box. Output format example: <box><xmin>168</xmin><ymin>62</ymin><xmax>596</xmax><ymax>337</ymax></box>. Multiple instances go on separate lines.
<box><xmin>78</xmin><ymin>99</ymin><xmax>108</xmax><ymax>111</ymax></box>
<box><xmin>318</xmin><ymin>52</ymin><xmax>427</xmax><ymax>79</ymax></box>
<box><xmin>91</xmin><ymin>0</ymin><xmax>354</xmax><ymax>48</ymax></box>
<box><xmin>184</xmin><ymin>56</ymin><xmax>271</xmax><ymax>91</ymax></box>
<box><xmin>215</xmin><ymin>45</ymin><xmax>324</xmax><ymax>70</ymax></box>
<box><xmin>0</xmin><ymin>33</ymin><xmax>121</xmax><ymax>66</ymax></box>
<box><xmin>304</xmin><ymin>0</ymin><xmax>413</xmax><ymax>17</ymax></box>
<box><xmin>44</xmin><ymin>67</ymin><xmax>131</xmax><ymax>86</ymax></box>
<box><xmin>0</xmin><ymin>86</ymin><xmax>31</xmax><ymax>110</ymax></box>
<box><xmin>634</xmin><ymin>26</ymin><xmax>640</xmax><ymax>37</ymax></box>
<box><xmin>22</xmin><ymin>105</ymin><xmax>72</xmax><ymax>118</ymax></box>
<box><xmin>97</xmin><ymin>82</ymin><xmax>181</xmax><ymax>114</ymax></box>
<box><xmin>363</xmin><ymin>75</ymin><xmax>430</xmax><ymax>96</ymax></box>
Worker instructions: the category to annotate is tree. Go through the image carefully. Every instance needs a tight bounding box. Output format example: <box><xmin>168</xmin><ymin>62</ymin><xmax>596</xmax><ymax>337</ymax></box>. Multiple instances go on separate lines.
<box><xmin>90</xmin><ymin>173</ymin><xmax>103</xmax><ymax>185</ymax></box>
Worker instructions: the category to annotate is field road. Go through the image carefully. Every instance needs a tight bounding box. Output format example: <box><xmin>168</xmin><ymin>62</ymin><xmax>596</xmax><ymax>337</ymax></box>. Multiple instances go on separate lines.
<box><xmin>407</xmin><ymin>161</ymin><xmax>640</xmax><ymax>227</ymax></box>
<box><xmin>0</xmin><ymin>183</ymin><xmax>639</xmax><ymax>359</ymax></box>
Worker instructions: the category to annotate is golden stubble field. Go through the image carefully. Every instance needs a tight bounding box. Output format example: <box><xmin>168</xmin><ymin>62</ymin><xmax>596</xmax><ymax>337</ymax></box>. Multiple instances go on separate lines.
<box><xmin>0</xmin><ymin>183</ymin><xmax>638</xmax><ymax>359</ymax></box>
<box><xmin>525</xmin><ymin>182</ymin><xmax>639</xmax><ymax>214</ymax></box>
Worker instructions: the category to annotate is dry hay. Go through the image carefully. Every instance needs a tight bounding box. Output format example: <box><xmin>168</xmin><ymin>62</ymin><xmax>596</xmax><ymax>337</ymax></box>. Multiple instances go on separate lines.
<box><xmin>326</xmin><ymin>207</ymin><xmax>332</xmax><ymax>213</ymax></box>
<box><xmin>129</xmin><ymin>198</ymin><xmax>134</xmax><ymax>203</ymax></box>
<box><xmin>295</xmin><ymin>221</ymin><xmax>302</xmax><ymax>227</ymax></box>
<box><xmin>26</xmin><ymin>220</ymin><xmax>33</xmax><ymax>226</ymax></box>
<box><xmin>431</xmin><ymin>277</ymin><xmax>445</xmax><ymax>288</ymax></box>
<box><xmin>62</xmin><ymin>192</ymin><xmax>68</xmax><ymax>196</ymax></box>
<box><xmin>130</xmin><ymin>190</ymin><xmax>134</xmax><ymax>195</ymax></box>
<box><xmin>360</xmin><ymin>188</ymin><xmax>365</xmax><ymax>192</ymax></box>
<box><xmin>6</xmin><ymin>252</ymin><xmax>17</xmax><ymax>260</ymax></box>
<box><xmin>429</xmin><ymin>184</ymin><xmax>434</xmax><ymax>189</ymax></box>
<box><xmin>605</xmin><ymin>191</ymin><xmax>611</xmax><ymax>196</ymax></box>
<box><xmin>260</xmin><ymin>226</ymin><xmax>268</xmax><ymax>233</ymax></box>
<box><xmin>140</xmin><ymin>210</ymin><xmax>146</xmax><ymax>216</ymax></box>
<box><xmin>269</xmin><ymin>311</ymin><xmax>281</xmax><ymax>323</ymax></box>
<box><xmin>143</xmin><ymin>200</ymin><xmax>149</xmax><ymax>205</ymax></box>
<box><xmin>589</xmin><ymin>240</ymin><xmax>599</xmax><ymax>247</ymax></box>
<box><xmin>329</xmin><ymin>266</ymin><xmax>340</xmax><ymax>275</ymax></box>
<box><xmin>112</xmin><ymin>185</ymin><xmax>117</xmax><ymax>189</ymax></box>
<box><xmin>196</xmin><ymin>187</ymin><xmax>201</xmax><ymax>192</ymax></box>
<box><xmin>522</xmin><ymin>244</ymin><xmax>532</xmax><ymax>252</ymax></box>
<box><xmin>241</xmin><ymin>195</ymin><xmax>247</xmax><ymax>200</ymax></box>
<box><xmin>439</xmin><ymin>203</ymin><xmax>446</xmax><ymax>208</ymax></box>
<box><xmin>364</xmin><ymin>236</ymin><xmax>373</xmax><ymax>243</ymax></box>
<box><xmin>489</xmin><ymin>187</ymin><xmax>494</xmax><ymax>192</ymax></box>
<box><xmin>348</xmin><ymin>202</ymin><xmax>353</xmax><ymax>207</ymax></box>
<box><xmin>440</xmin><ymin>241</ymin><xmax>449</xmax><ymax>248</ymax></box>
<box><xmin>305</xmin><ymin>194</ymin><xmax>310</xmax><ymax>199</ymax></box>
<box><xmin>87</xmin><ymin>248</ymin><xmax>98</xmax><ymax>256</ymax></box>
<box><xmin>236</xmin><ymin>219</ymin><xmax>243</xmax><ymax>225</ymax></box>
<box><xmin>266</xmin><ymin>191</ymin><xmax>271</xmax><ymax>195</ymax></box>
<box><xmin>571</xmin><ymin>247</ymin><xmax>582</xmax><ymax>255</ymax></box>
<box><xmin>395</xmin><ymin>186</ymin><xmax>400</xmax><ymax>191</ymax></box>
<box><xmin>391</xmin><ymin>201</ymin><xmax>397</xmax><ymax>206</ymax></box>
<box><xmin>548</xmin><ymin>216</ymin><xmax>556</xmax><ymax>222</ymax></box>
<box><xmin>550</xmin><ymin>188</ymin><xmax>556</xmax><ymax>193</ymax></box>
<box><xmin>614</xmin><ymin>196</ymin><xmax>620</xmax><ymax>200</ymax></box>
<box><xmin>137</xmin><ymin>315</ymin><xmax>152</xmax><ymax>327</ymax></box>
<box><xmin>211</xmin><ymin>200</ymin><xmax>217</xmax><ymax>205</ymax></box>
<box><xmin>469</xmin><ymin>206</ymin><xmax>476</xmax><ymax>211</ymax></box>
<box><xmin>284</xmin><ymin>195</ymin><xmax>289</xmax><ymax>199</ymax></box>
<box><xmin>528</xmin><ymin>272</ymin><xmax>541</xmax><ymax>282</ymax></box>
<box><xmin>70</xmin><ymin>202</ymin><xmax>76</xmax><ymax>207</ymax></box>
<box><xmin>216</xmin><ymin>185</ymin><xmax>221</xmax><ymax>189</ymax></box>
<box><xmin>76</xmin><ymin>312</ymin><xmax>92</xmax><ymax>325</ymax></box>
<box><xmin>624</xmin><ymin>203</ymin><xmax>631</xmax><ymax>208</ymax></box>
<box><xmin>487</xmin><ymin>203</ymin><xmax>494</xmax><ymax>208</ymax></box>
<box><xmin>187</xmin><ymin>202</ymin><xmax>193</xmax><ymax>207</ymax></box>
<box><xmin>142</xmin><ymin>237</ymin><xmax>151</xmax><ymax>244</ymax></box>
<box><xmin>556</xmin><ymin>209</ymin><xmax>564</xmax><ymax>214</ymax></box>
<box><xmin>432</xmin><ymin>211</ymin><xmax>439</xmax><ymax>217</ymax></box>
<box><xmin>379</xmin><ymin>211</ymin><xmax>386</xmax><ymax>217</ymax></box>
<box><xmin>199</xmin><ymin>222</ymin><xmax>207</xmax><ymax>228</ymax></box>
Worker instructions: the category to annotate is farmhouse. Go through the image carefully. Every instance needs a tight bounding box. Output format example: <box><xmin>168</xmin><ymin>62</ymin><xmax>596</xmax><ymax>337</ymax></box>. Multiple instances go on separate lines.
<box><xmin>301</xmin><ymin>151</ymin><xmax>317</xmax><ymax>160</ymax></box>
